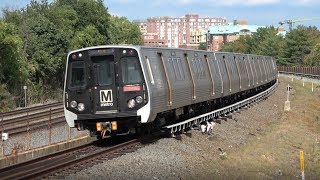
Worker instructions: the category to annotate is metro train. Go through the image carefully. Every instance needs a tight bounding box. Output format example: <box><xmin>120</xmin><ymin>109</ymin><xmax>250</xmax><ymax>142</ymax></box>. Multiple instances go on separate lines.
<box><xmin>63</xmin><ymin>45</ymin><xmax>278</xmax><ymax>139</ymax></box>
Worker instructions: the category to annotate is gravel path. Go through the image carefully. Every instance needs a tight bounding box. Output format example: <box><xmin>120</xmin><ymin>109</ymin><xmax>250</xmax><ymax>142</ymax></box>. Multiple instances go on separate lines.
<box><xmin>63</xmin><ymin>80</ymin><xmax>287</xmax><ymax>180</ymax></box>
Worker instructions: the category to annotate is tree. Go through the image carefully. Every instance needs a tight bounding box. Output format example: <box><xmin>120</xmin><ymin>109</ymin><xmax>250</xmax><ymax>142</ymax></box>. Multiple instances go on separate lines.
<box><xmin>283</xmin><ymin>26</ymin><xmax>313</xmax><ymax>66</ymax></box>
<box><xmin>0</xmin><ymin>0</ymin><xmax>164</xmax><ymax>108</ymax></box>
<box><xmin>71</xmin><ymin>25</ymin><xmax>106</xmax><ymax>49</ymax></box>
<box><xmin>55</xmin><ymin>0</ymin><xmax>110</xmax><ymax>42</ymax></box>
<box><xmin>198</xmin><ymin>42</ymin><xmax>206</xmax><ymax>50</ymax></box>
<box><xmin>108</xmin><ymin>16</ymin><xmax>143</xmax><ymax>45</ymax></box>
<box><xmin>304</xmin><ymin>43</ymin><xmax>320</xmax><ymax>66</ymax></box>
<box><xmin>0</xmin><ymin>21</ymin><xmax>28</xmax><ymax>110</ymax></box>
<box><xmin>209</xmin><ymin>27</ymin><xmax>289</xmax><ymax>64</ymax></box>
<box><xmin>0</xmin><ymin>84</ymin><xmax>15</xmax><ymax>112</ymax></box>
<box><xmin>47</xmin><ymin>3</ymin><xmax>79</xmax><ymax>47</ymax></box>
<box><xmin>0</xmin><ymin>21</ymin><xmax>28</xmax><ymax>91</ymax></box>
<box><xmin>250</xmin><ymin>27</ymin><xmax>284</xmax><ymax>58</ymax></box>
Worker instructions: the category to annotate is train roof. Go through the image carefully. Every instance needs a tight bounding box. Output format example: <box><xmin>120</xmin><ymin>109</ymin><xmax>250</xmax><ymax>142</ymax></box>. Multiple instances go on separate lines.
<box><xmin>67</xmin><ymin>45</ymin><xmax>274</xmax><ymax>59</ymax></box>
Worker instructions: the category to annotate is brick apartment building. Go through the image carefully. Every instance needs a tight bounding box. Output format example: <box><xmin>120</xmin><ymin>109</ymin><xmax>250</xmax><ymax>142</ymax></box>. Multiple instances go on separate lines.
<box><xmin>139</xmin><ymin>16</ymin><xmax>280</xmax><ymax>51</ymax></box>
<box><xmin>142</xmin><ymin>14</ymin><xmax>228</xmax><ymax>49</ymax></box>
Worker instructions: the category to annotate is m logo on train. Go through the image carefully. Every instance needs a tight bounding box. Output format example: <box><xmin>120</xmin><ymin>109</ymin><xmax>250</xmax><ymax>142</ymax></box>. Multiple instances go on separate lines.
<box><xmin>100</xmin><ymin>90</ymin><xmax>113</xmax><ymax>107</ymax></box>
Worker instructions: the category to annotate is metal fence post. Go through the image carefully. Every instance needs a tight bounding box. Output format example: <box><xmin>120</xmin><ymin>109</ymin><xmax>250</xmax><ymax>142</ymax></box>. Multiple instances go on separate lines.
<box><xmin>68</xmin><ymin>125</ymin><xmax>71</xmax><ymax>140</ymax></box>
<box><xmin>1</xmin><ymin>115</ymin><xmax>3</xmax><ymax>157</ymax></box>
<box><xmin>26</xmin><ymin>112</ymin><xmax>31</xmax><ymax>150</ymax></box>
<box><xmin>49</xmin><ymin>108</ymin><xmax>52</xmax><ymax>145</ymax></box>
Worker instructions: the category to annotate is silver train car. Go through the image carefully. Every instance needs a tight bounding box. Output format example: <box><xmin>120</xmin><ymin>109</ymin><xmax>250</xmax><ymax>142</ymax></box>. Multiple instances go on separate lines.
<box><xmin>63</xmin><ymin>45</ymin><xmax>277</xmax><ymax>139</ymax></box>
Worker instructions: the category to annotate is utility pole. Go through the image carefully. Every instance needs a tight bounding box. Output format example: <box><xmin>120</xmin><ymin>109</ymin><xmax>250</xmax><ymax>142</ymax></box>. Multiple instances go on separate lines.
<box><xmin>206</xmin><ymin>30</ymin><xmax>210</xmax><ymax>51</ymax></box>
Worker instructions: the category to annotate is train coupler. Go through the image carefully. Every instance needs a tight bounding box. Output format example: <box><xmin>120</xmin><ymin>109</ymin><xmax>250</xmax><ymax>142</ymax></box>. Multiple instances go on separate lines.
<box><xmin>96</xmin><ymin>121</ymin><xmax>117</xmax><ymax>132</ymax></box>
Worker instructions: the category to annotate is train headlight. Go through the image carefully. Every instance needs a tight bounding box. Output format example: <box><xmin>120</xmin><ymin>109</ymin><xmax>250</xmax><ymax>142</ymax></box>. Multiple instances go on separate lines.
<box><xmin>77</xmin><ymin>103</ymin><xmax>85</xmax><ymax>111</ymax></box>
<box><xmin>128</xmin><ymin>99</ymin><xmax>136</xmax><ymax>108</ymax></box>
<box><xmin>135</xmin><ymin>96</ymin><xmax>143</xmax><ymax>104</ymax></box>
<box><xmin>70</xmin><ymin>101</ymin><xmax>77</xmax><ymax>108</ymax></box>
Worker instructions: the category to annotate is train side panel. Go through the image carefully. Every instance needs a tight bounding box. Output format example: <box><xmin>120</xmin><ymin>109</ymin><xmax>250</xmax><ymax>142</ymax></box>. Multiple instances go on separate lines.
<box><xmin>227</xmin><ymin>54</ymin><xmax>241</xmax><ymax>94</ymax></box>
<box><xmin>208</xmin><ymin>52</ymin><xmax>223</xmax><ymax>97</ymax></box>
<box><xmin>264</xmin><ymin>56</ymin><xmax>272</xmax><ymax>83</ymax></box>
<box><xmin>191</xmin><ymin>51</ymin><xmax>213</xmax><ymax>103</ymax></box>
<box><xmin>138</xmin><ymin>47</ymin><xmax>278</xmax><ymax>124</ymax></box>
<box><xmin>237</xmin><ymin>54</ymin><xmax>250</xmax><ymax>92</ymax></box>
<box><xmin>140</xmin><ymin>48</ymin><xmax>195</xmax><ymax>121</ymax></box>
<box><xmin>164</xmin><ymin>49</ymin><xmax>194</xmax><ymax>108</ymax></box>
<box><xmin>248</xmin><ymin>55</ymin><xmax>258</xmax><ymax>87</ymax></box>
<box><xmin>244</xmin><ymin>55</ymin><xmax>254</xmax><ymax>88</ymax></box>
<box><xmin>140</xmin><ymin>48</ymin><xmax>168</xmax><ymax>121</ymax></box>
<box><xmin>215</xmin><ymin>53</ymin><xmax>231</xmax><ymax>95</ymax></box>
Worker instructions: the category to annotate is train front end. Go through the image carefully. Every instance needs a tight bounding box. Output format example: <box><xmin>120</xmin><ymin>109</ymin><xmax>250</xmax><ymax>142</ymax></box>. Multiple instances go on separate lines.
<box><xmin>63</xmin><ymin>46</ymin><xmax>149</xmax><ymax>139</ymax></box>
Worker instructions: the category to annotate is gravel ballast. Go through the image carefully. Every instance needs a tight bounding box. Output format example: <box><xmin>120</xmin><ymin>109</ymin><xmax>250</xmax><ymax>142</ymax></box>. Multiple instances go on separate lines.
<box><xmin>63</xmin><ymin>80</ymin><xmax>288</xmax><ymax>180</ymax></box>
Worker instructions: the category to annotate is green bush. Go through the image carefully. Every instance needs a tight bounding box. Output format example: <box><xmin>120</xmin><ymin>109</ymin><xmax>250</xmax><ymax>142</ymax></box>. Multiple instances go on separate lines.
<box><xmin>0</xmin><ymin>84</ymin><xmax>15</xmax><ymax>112</ymax></box>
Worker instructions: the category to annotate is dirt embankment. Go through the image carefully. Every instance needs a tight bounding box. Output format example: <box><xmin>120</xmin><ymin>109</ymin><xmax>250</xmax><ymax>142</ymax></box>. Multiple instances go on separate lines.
<box><xmin>183</xmin><ymin>77</ymin><xmax>320</xmax><ymax>179</ymax></box>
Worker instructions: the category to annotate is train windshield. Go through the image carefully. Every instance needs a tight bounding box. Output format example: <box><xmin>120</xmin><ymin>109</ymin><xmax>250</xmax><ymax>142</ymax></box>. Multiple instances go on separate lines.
<box><xmin>92</xmin><ymin>55</ymin><xmax>113</xmax><ymax>86</ymax></box>
<box><xmin>120</xmin><ymin>56</ymin><xmax>142</xmax><ymax>84</ymax></box>
<box><xmin>68</xmin><ymin>61</ymin><xmax>86</xmax><ymax>88</ymax></box>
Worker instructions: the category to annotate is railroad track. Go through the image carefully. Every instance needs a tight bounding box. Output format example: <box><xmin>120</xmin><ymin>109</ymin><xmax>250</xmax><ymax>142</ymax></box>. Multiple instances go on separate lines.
<box><xmin>0</xmin><ymin>137</ymin><xmax>143</xmax><ymax>180</ymax></box>
<box><xmin>0</xmin><ymin>102</ymin><xmax>62</xmax><ymax>118</ymax></box>
<box><xmin>0</xmin><ymin>102</ymin><xmax>64</xmax><ymax>136</ymax></box>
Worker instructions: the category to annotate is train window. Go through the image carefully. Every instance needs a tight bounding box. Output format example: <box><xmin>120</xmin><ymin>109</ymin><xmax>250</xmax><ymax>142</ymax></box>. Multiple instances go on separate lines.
<box><xmin>69</xmin><ymin>61</ymin><xmax>86</xmax><ymax>88</ymax></box>
<box><xmin>91</xmin><ymin>55</ymin><xmax>113</xmax><ymax>86</ymax></box>
<box><xmin>120</xmin><ymin>56</ymin><xmax>142</xmax><ymax>84</ymax></box>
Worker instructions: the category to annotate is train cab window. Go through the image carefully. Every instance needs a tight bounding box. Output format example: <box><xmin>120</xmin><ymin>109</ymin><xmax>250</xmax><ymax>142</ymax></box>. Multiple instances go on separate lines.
<box><xmin>91</xmin><ymin>55</ymin><xmax>113</xmax><ymax>86</ymax></box>
<box><xmin>69</xmin><ymin>61</ymin><xmax>86</xmax><ymax>88</ymax></box>
<box><xmin>120</xmin><ymin>57</ymin><xmax>142</xmax><ymax>84</ymax></box>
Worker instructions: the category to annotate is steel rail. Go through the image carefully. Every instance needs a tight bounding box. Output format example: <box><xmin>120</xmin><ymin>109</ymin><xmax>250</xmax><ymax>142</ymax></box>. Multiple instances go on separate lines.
<box><xmin>0</xmin><ymin>142</ymin><xmax>96</xmax><ymax>180</ymax></box>
<box><xmin>2</xmin><ymin>107</ymin><xmax>63</xmax><ymax>126</ymax></box>
<box><xmin>0</xmin><ymin>139</ymin><xmax>140</xmax><ymax>180</ymax></box>
<box><xmin>1</xmin><ymin>107</ymin><xmax>65</xmax><ymax>136</ymax></box>
<box><xmin>6</xmin><ymin>116</ymin><xmax>66</xmax><ymax>136</ymax></box>
<box><xmin>0</xmin><ymin>102</ymin><xmax>62</xmax><ymax>117</ymax></box>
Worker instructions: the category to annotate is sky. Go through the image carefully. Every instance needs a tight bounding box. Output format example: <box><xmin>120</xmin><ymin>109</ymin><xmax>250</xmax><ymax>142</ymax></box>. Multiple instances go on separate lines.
<box><xmin>1</xmin><ymin>0</ymin><xmax>320</xmax><ymax>30</ymax></box>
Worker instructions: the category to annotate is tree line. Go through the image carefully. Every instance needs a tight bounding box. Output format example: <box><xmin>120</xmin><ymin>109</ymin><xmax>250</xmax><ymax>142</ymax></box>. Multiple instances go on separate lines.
<box><xmin>0</xmin><ymin>0</ymin><xmax>143</xmax><ymax>111</ymax></box>
<box><xmin>220</xmin><ymin>26</ymin><xmax>320</xmax><ymax>67</ymax></box>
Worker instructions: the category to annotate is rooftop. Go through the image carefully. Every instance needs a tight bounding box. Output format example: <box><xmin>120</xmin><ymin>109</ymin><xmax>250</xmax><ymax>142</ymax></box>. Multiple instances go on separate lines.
<box><xmin>209</xmin><ymin>24</ymin><xmax>266</xmax><ymax>35</ymax></box>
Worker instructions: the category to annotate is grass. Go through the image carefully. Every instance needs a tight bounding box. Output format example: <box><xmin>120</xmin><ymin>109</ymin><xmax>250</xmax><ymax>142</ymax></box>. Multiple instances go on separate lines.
<box><xmin>212</xmin><ymin>77</ymin><xmax>320</xmax><ymax>179</ymax></box>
